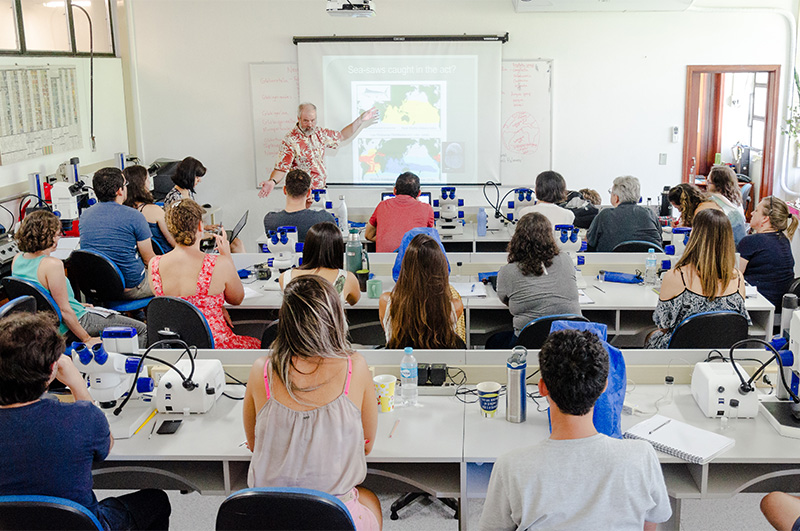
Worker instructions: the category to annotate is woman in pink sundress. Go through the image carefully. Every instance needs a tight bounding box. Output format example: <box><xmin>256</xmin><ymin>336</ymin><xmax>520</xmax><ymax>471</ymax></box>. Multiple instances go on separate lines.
<box><xmin>148</xmin><ymin>199</ymin><xmax>260</xmax><ymax>349</ymax></box>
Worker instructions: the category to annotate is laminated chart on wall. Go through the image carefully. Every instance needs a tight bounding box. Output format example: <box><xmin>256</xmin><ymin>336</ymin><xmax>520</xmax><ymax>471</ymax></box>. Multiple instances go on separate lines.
<box><xmin>249</xmin><ymin>63</ymin><xmax>299</xmax><ymax>187</ymax></box>
<box><xmin>500</xmin><ymin>60</ymin><xmax>552</xmax><ymax>183</ymax></box>
<box><xmin>0</xmin><ymin>66</ymin><xmax>83</xmax><ymax>165</ymax></box>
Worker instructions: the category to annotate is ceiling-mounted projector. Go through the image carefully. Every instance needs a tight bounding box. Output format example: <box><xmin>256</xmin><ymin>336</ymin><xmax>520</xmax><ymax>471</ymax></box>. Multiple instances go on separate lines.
<box><xmin>327</xmin><ymin>0</ymin><xmax>375</xmax><ymax>17</ymax></box>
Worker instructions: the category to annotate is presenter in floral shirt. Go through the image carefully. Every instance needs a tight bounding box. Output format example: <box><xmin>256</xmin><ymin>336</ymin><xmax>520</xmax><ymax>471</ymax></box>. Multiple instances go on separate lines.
<box><xmin>258</xmin><ymin>103</ymin><xmax>378</xmax><ymax>198</ymax></box>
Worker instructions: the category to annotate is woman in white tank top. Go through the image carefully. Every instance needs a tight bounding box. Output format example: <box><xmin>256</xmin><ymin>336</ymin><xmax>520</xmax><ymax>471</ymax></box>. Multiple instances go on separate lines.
<box><xmin>279</xmin><ymin>221</ymin><xmax>361</xmax><ymax>306</ymax></box>
<box><xmin>243</xmin><ymin>275</ymin><xmax>380</xmax><ymax>530</ymax></box>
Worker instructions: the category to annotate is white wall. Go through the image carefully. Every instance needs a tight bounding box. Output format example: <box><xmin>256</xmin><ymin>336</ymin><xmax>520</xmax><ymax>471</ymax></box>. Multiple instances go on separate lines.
<box><xmin>125</xmin><ymin>0</ymin><xmax>796</xmax><ymax>249</ymax></box>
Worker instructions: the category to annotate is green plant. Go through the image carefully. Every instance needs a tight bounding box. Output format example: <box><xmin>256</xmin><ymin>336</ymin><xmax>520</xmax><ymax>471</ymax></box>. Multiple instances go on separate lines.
<box><xmin>783</xmin><ymin>69</ymin><xmax>800</xmax><ymax>144</ymax></box>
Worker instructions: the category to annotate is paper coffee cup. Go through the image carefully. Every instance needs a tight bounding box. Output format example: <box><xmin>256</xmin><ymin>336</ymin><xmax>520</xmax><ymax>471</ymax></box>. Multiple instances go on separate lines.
<box><xmin>477</xmin><ymin>381</ymin><xmax>501</xmax><ymax>418</ymax></box>
<box><xmin>373</xmin><ymin>374</ymin><xmax>396</xmax><ymax>413</ymax></box>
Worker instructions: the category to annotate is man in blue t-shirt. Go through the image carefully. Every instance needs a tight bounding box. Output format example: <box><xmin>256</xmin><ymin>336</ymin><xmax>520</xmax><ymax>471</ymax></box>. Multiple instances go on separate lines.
<box><xmin>79</xmin><ymin>167</ymin><xmax>156</xmax><ymax>299</ymax></box>
<box><xmin>0</xmin><ymin>313</ymin><xmax>171</xmax><ymax>529</ymax></box>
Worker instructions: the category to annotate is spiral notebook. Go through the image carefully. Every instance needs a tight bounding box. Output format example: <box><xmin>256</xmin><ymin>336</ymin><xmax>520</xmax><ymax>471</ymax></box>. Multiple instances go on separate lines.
<box><xmin>623</xmin><ymin>414</ymin><xmax>735</xmax><ymax>465</ymax></box>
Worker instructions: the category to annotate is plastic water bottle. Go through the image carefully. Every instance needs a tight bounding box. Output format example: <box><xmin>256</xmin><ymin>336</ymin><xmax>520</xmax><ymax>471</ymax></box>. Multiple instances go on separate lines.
<box><xmin>477</xmin><ymin>207</ymin><xmax>487</xmax><ymax>237</ymax></box>
<box><xmin>337</xmin><ymin>195</ymin><xmax>349</xmax><ymax>233</ymax></box>
<box><xmin>644</xmin><ymin>248</ymin><xmax>658</xmax><ymax>286</ymax></box>
<box><xmin>400</xmin><ymin>347</ymin><xmax>418</xmax><ymax>407</ymax></box>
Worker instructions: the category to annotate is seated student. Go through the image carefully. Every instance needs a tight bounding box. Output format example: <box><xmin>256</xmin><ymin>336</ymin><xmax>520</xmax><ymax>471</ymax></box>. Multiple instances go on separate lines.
<box><xmin>0</xmin><ymin>312</ymin><xmax>171</xmax><ymax>529</ymax></box>
<box><xmin>560</xmin><ymin>188</ymin><xmax>600</xmax><ymax>229</ymax></box>
<box><xmin>667</xmin><ymin>183</ymin><xmax>720</xmax><ymax>227</ymax></box>
<box><xmin>494</xmin><ymin>213</ymin><xmax>581</xmax><ymax>347</ymax></box>
<box><xmin>163</xmin><ymin>157</ymin><xmax>245</xmax><ymax>253</ymax></box>
<box><xmin>707</xmin><ymin>165</ymin><xmax>747</xmax><ymax>244</ymax></box>
<box><xmin>163</xmin><ymin>156</ymin><xmax>203</xmax><ymax>207</ymax></box>
<box><xmin>279</xmin><ymin>222</ymin><xmax>360</xmax><ymax>306</ymax></box>
<box><xmin>365</xmin><ymin>172</ymin><xmax>434</xmax><ymax>253</ymax></box>
<box><xmin>243</xmin><ymin>275</ymin><xmax>381</xmax><ymax>531</ymax></box>
<box><xmin>479</xmin><ymin>329</ymin><xmax>671</xmax><ymax>531</ymax></box>
<box><xmin>263</xmin><ymin>169</ymin><xmax>335</xmax><ymax>242</ymax></box>
<box><xmin>79</xmin><ymin>167</ymin><xmax>156</xmax><ymax>300</ymax></box>
<box><xmin>517</xmin><ymin>170</ymin><xmax>575</xmax><ymax>227</ymax></box>
<box><xmin>646</xmin><ymin>209</ymin><xmax>749</xmax><ymax>349</ymax></box>
<box><xmin>148</xmin><ymin>199</ymin><xmax>260</xmax><ymax>349</ymax></box>
<box><xmin>379</xmin><ymin>233</ymin><xmax>465</xmax><ymax>348</ymax></box>
<box><xmin>587</xmin><ymin>175</ymin><xmax>662</xmax><ymax>252</ymax></box>
<box><xmin>761</xmin><ymin>491</ymin><xmax>800</xmax><ymax>531</ymax></box>
<box><xmin>738</xmin><ymin>196</ymin><xmax>798</xmax><ymax>310</ymax></box>
<box><xmin>123</xmin><ymin>165</ymin><xmax>177</xmax><ymax>253</ymax></box>
<box><xmin>13</xmin><ymin>211</ymin><xmax>147</xmax><ymax>347</ymax></box>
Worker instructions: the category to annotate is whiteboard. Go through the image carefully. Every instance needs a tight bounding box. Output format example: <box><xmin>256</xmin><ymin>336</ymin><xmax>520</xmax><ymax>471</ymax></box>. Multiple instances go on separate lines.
<box><xmin>249</xmin><ymin>63</ymin><xmax>299</xmax><ymax>187</ymax></box>
<box><xmin>249</xmin><ymin>60</ymin><xmax>551</xmax><ymax>187</ymax></box>
<box><xmin>500</xmin><ymin>60</ymin><xmax>552</xmax><ymax>184</ymax></box>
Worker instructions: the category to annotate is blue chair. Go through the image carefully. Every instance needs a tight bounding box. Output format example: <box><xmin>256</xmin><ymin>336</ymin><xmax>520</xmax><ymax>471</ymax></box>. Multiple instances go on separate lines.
<box><xmin>66</xmin><ymin>250</ymin><xmax>152</xmax><ymax>313</ymax></box>
<box><xmin>515</xmin><ymin>314</ymin><xmax>589</xmax><ymax>349</ymax></box>
<box><xmin>146</xmin><ymin>296</ymin><xmax>215</xmax><ymax>348</ymax></box>
<box><xmin>668</xmin><ymin>310</ymin><xmax>749</xmax><ymax>349</ymax></box>
<box><xmin>0</xmin><ymin>495</ymin><xmax>103</xmax><ymax>530</ymax></box>
<box><xmin>0</xmin><ymin>295</ymin><xmax>37</xmax><ymax>318</ymax></box>
<box><xmin>2</xmin><ymin>277</ymin><xmax>62</xmax><ymax>320</ymax></box>
<box><xmin>611</xmin><ymin>240</ymin><xmax>664</xmax><ymax>253</ymax></box>
<box><xmin>215</xmin><ymin>487</ymin><xmax>355</xmax><ymax>531</ymax></box>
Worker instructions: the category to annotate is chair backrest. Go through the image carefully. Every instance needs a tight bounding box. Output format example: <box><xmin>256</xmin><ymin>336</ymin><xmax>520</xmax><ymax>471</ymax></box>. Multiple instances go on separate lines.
<box><xmin>67</xmin><ymin>250</ymin><xmax>127</xmax><ymax>303</ymax></box>
<box><xmin>515</xmin><ymin>314</ymin><xmax>589</xmax><ymax>349</ymax></box>
<box><xmin>146</xmin><ymin>296</ymin><xmax>215</xmax><ymax>348</ymax></box>
<box><xmin>0</xmin><ymin>295</ymin><xmax>37</xmax><ymax>318</ymax></box>
<box><xmin>1</xmin><ymin>277</ymin><xmax>61</xmax><ymax>320</ymax></box>
<box><xmin>260</xmin><ymin>320</ymin><xmax>279</xmax><ymax>349</ymax></box>
<box><xmin>0</xmin><ymin>495</ymin><xmax>103</xmax><ymax>530</ymax></box>
<box><xmin>740</xmin><ymin>182</ymin><xmax>753</xmax><ymax>213</ymax></box>
<box><xmin>151</xmin><ymin>237</ymin><xmax>166</xmax><ymax>256</ymax></box>
<box><xmin>668</xmin><ymin>310</ymin><xmax>749</xmax><ymax>349</ymax></box>
<box><xmin>215</xmin><ymin>487</ymin><xmax>356</xmax><ymax>531</ymax></box>
<box><xmin>611</xmin><ymin>240</ymin><xmax>664</xmax><ymax>253</ymax></box>
<box><xmin>787</xmin><ymin>277</ymin><xmax>800</xmax><ymax>299</ymax></box>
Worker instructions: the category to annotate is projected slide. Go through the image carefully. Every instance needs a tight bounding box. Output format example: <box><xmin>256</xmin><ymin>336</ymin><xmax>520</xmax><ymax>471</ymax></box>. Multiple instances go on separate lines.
<box><xmin>354</xmin><ymin>82</ymin><xmax>445</xmax><ymax>182</ymax></box>
<box><xmin>298</xmin><ymin>41</ymin><xmax>502</xmax><ymax>185</ymax></box>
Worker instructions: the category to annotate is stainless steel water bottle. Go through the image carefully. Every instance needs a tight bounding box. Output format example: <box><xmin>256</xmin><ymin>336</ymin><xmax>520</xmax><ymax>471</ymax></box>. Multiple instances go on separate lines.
<box><xmin>506</xmin><ymin>346</ymin><xmax>527</xmax><ymax>423</ymax></box>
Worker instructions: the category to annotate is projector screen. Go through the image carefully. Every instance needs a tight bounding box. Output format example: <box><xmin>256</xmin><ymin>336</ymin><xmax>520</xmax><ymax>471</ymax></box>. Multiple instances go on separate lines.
<box><xmin>297</xmin><ymin>41</ymin><xmax>502</xmax><ymax>186</ymax></box>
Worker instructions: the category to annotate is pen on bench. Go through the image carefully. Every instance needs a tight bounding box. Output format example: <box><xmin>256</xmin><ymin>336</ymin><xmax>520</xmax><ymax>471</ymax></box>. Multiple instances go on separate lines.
<box><xmin>593</xmin><ymin>285</ymin><xmax>606</xmax><ymax>293</ymax></box>
<box><xmin>470</xmin><ymin>284</ymin><xmax>475</xmax><ymax>293</ymax></box>
<box><xmin>389</xmin><ymin>420</ymin><xmax>401</xmax><ymax>438</ymax></box>
<box><xmin>147</xmin><ymin>414</ymin><xmax>159</xmax><ymax>439</ymax></box>
<box><xmin>649</xmin><ymin>419</ymin><xmax>671</xmax><ymax>435</ymax></box>
<box><xmin>135</xmin><ymin>408</ymin><xmax>158</xmax><ymax>438</ymax></box>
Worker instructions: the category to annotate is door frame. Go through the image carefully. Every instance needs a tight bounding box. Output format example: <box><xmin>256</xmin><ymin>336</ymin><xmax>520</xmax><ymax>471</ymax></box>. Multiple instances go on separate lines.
<box><xmin>683</xmin><ymin>65</ymin><xmax>781</xmax><ymax>203</ymax></box>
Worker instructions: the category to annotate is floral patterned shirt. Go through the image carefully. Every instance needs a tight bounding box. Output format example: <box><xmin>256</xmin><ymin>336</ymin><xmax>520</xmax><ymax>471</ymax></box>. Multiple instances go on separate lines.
<box><xmin>274</xmin><ymin>124</ymin><xmax>342</xmax><ymax>189</ymax></box>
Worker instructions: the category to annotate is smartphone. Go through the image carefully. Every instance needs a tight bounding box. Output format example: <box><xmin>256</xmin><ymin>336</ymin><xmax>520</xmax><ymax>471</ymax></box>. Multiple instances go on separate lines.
<box><xmin>156</xmin><ymin>419</ymin><xmax>182</xmax><ymax>435</ymax></box>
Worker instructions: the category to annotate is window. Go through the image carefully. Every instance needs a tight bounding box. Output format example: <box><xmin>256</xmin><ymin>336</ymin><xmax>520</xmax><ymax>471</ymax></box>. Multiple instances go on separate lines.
<box><xmin>4</xmin><ymin>0</ymin><xmax>115</xmax><ymax>56</ymax></box>
<box><xmin>21</xmin><ymin>0</ymin><xmax>71</xmax><ymax>52</ymax></box>
<box><xmin>0</xmin><ymin>0</ymin><xmax>19</xmax><ymax>51</ymax></box>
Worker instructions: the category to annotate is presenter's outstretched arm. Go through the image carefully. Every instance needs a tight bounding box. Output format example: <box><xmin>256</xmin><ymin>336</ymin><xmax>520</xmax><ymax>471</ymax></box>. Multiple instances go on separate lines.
<box><xmin>340</xmin><ymin>107</ymin><xmax>379</xmax><ymax>142</ymax></box>
<box><xmin>258</xmin><ymin>169</ymin><xmax>287</xmax><ymax>199</ymax></box>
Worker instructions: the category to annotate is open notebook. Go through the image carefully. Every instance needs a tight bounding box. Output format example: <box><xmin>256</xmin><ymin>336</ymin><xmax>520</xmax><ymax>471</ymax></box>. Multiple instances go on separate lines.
<box><xmin>624</xmin><ymin>414</ymin><xmax>735</xmax><ymax>465</ymax></box>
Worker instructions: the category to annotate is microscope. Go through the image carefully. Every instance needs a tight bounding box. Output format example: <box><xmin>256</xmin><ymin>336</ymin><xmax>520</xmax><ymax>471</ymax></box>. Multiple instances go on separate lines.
<box><xmin>433</xmin><ymin>187</ymin><xmax>464</xmax><ymax>236</ymax></box>
<box><xmin>554</xmin><ymin>224</ymin><xmax>582</xmax><ymax>253</ymax></box>
<box><xmin>310</xmin><ymin>189</ymin><xmax>334</xmax><ymax>215</ymax></box>
<box><xmin>664</xmin><ymin>227</ymin><xmax>691</xmax><ymax>256</ymax></box>
<box><xmin>29</xmin><ymin>157</ymin><xmax>95</xmax><ymax>236</ymax></box>
<box><xmin>760</xmin><ymin>309</ymin><xmax>800</xmax><ymax>438</ymax></box>
<box><xmin>265</xmin><ymin>226</ymin><xmax>302</xmax><ymax>272</ymax></box>
<box><xmin>507</xmin><ymin>188</ymin><xmax>535</xmax><ymax>224</ymax></box>
<box><xmin>70</xmin><ymin>328</ymin><xmax>154</xmax><ymax>439</ymax></box>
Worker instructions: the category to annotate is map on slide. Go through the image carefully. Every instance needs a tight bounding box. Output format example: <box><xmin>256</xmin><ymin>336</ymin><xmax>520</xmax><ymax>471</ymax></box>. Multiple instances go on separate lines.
<box><xmin>352</xmin><ymin>81</ymin><xmax>446</xmax><ymax>182</ymax></box>
<box><xmin>358</xmin><ymin>138</ymin><xmax>441</xmax><ymax>182</ymax></box>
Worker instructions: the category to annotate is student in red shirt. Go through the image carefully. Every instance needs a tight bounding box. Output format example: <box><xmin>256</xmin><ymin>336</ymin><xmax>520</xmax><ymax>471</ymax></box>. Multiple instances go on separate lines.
<box><xmin>365</xmin><ymin>172</ymin><xmax>434</xmax><ymax>253</ymax></box>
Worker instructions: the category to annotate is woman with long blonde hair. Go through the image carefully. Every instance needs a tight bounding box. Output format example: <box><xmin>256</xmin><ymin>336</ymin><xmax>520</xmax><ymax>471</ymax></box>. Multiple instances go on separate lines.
<box><xmin>646</xmin><ymin>209</ymin><xmax>749</xmax><ymax>348</ymax></box>
<box><xmin>738</xmin><ymin>196</ymin><xmax>799</xmax><ymax>309</ymax></box>
<box><xmin>243</xmin><ymin>275</ymin><xmax>380</xmax><ymax>530</ymax></box>
<box><xmin>379</xmin><ymin>234</ymin><xmax>464</xmax><ymax>349</ymax></box>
